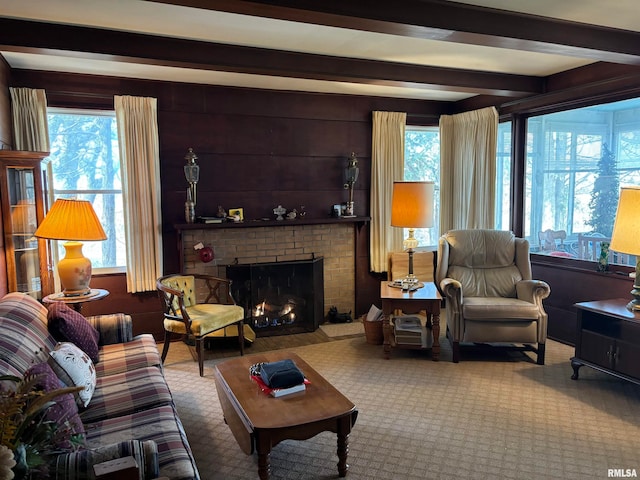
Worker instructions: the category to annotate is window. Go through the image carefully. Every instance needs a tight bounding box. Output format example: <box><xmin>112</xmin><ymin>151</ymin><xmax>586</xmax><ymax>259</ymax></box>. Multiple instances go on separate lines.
<box><xmin>404</xmin><ymin>123</ymin><xmax>512</xmax><ymax>246</ymax></box>
<box><xmin>524</xmin><ymin>97</ymin><xmax>640</xmax><ymax>264</ymax></box>
<box><xmin>495</xmin><ymin>121</ymin><xmax>512</xmax><ymax>231</ymax></box>
<box><xmin>405</xmin><ymin>126</ymin><xmax>440</xmax><ymax>247</ymax></box>
<box><xmin>47</xmin><ymin>109</ymin><xmax>125</xmax><ymax>272</ymax></box>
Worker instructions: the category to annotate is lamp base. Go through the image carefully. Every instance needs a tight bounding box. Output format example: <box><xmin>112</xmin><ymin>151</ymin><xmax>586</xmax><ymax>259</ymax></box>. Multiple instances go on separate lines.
<box><xmin>58</xmin><ymin>241</ymin><xmax>92</xmax><ymax>297</ymax></box>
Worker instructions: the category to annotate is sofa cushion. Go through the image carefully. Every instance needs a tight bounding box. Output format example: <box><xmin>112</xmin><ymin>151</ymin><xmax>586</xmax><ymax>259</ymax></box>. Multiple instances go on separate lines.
<box><xmin>0</xmin><ymin>292</ymin><xmax>56</xmax><ymax>375</ymax></box>
<box><xmin>80</xmin><ymin>366</ymin><xmax>173</xmax><ymax>423</ymax></box>
<box><xmin>95</xmin><ymin>334</ymin><xmax>162</xmax><ymax>377</ymax></box>
<box><xmin>47</xmin><ymin>302</ymin><xmax>100</xmax><ymax>363</ymax></box>
<box><xmin>84</xmin><ymin>405</ymin><xmax>199</xmax><ymax>480</ymax></box>
<box><xmin>25</xmin><ymin>361</ymin><xmax>85</xmax><ymax>449</ymax></box>
<box><xmin>50</xmin><ymin>342</ymin><xmax>97</xmax><ymax>408</ymax></box>
<box><xmin>53</xmin><ymin>439</ymin><xmax>159</xmax><ymax>480</ymax></box>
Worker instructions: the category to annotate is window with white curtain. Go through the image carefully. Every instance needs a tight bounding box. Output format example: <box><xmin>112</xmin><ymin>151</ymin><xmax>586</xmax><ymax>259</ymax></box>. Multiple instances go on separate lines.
<box><xmin>47</xmin><ymin>108</ymin><xmax>126</xmax><ymax>272</ymax></box>
<box><xmin>404</xmin><ymin>126</ymin><xmax>440</xmax><ymax>247</ymax></box>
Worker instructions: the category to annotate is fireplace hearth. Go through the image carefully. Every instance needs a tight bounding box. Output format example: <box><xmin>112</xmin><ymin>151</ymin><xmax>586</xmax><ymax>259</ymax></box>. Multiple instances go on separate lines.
<box><xmin>226</xmin><ymin>257</ymin><xmax>324</xmax><ymax>337</ymax></box>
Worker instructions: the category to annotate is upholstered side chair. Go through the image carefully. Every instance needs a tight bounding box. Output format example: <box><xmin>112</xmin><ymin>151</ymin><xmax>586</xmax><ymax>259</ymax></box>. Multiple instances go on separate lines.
<box><xmin>157</xmin><ymin>274</ymin><xmax>254</xmax><ymax>376</ymax></box>
<box><xmin>435</xmin><ymin>229</ymin><xmax>551</xmax><ymax>364</ymax></box>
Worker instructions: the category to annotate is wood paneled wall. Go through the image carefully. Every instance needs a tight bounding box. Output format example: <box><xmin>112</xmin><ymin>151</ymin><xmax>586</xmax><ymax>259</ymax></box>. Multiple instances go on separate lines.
<box><xmin>7</xmin><ymin>70</ymin><xmax>438</xmax><ymax>333</ymax></box>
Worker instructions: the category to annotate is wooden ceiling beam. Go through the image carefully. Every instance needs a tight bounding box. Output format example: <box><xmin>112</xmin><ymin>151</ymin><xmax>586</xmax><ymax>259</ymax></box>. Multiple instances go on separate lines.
<box><xmin>0</xmin><ymin>18</ymin><xmax>542</xmax><ymax>97</ymax></box>
<box><xmin>152</xmin><ymin>0</ymin><xmax>640</xmax><ymax>65</ymax></box>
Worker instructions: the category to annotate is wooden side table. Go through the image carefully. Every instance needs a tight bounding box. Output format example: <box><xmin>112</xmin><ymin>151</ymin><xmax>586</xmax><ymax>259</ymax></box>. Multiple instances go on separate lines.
<box><xmin>380</xmin><ymin>281</ymin><xmax>442</xmax><ymax>361</ymax></box>
<box><xmin>43</xmin><ymin>288</ymin><xmax>110</xmax><ymax>313</ymax></box>
<box><xmin>572</xmin><ymin>298</ymin><xmax>640</xmax><ymax>385</ymax></box>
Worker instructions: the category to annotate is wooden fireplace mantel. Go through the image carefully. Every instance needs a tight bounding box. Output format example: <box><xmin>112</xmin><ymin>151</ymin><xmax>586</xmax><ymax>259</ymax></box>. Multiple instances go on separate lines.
<box><xmin>174</xmin><ymin>216</ymin><xmax>370</xmax><ymax>231</ymax></box>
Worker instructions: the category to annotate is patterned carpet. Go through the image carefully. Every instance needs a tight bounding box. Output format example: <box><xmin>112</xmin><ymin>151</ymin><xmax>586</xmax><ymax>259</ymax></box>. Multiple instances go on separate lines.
<box><xmin>162</xmin><ymin>329</ymin><xmax>640</xmax><ymax>480</ymax></box>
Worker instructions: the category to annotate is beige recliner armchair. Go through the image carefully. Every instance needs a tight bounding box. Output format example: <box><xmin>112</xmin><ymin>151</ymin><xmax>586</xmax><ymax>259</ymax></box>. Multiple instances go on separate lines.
<box><xmin>435</xmin><ymin>229</ymin><xmax>551</xmax><ymax>364</ymax></box>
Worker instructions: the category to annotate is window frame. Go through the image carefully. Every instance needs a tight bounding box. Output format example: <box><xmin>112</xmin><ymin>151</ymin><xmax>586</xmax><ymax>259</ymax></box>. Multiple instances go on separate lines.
<box><xmin>46</xmin><ymin>107</ymin><xmax>126</xmax><ymax>276</ymax></box>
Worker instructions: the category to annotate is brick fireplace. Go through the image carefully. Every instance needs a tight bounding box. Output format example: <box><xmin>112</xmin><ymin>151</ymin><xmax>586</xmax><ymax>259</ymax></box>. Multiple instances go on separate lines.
<box><xmin>177</xmin><ymin>221</ymin><xmax>361</xmax><ymax>320</ymax></box>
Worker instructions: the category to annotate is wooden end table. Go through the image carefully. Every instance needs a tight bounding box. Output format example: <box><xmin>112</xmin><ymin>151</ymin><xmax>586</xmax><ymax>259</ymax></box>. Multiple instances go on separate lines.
<box><xmin>380</xmin><ymin>281</ymin><xmax>442</xmax><ymax>361</ymax></box>
<box><xmin>214</xmin><ymin>351</ymin><xmax>358</xmax><ymax>480</ymax></box>
<box><xmin>43</xmin><ymin>288</ymin><xmax>109</xmax><ymax>312</ymax></box>
<box><xmin>572</xmin><ymin>298</ymin><xmax>640</xmax><ymax>385</ymax></box>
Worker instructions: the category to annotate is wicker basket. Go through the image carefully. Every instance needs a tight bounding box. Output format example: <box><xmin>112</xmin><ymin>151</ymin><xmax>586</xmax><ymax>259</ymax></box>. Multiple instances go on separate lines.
<box><xmin>363</xmin><ymin>316</ymin><xmax>384</xmax><ymax>345</ymax></box>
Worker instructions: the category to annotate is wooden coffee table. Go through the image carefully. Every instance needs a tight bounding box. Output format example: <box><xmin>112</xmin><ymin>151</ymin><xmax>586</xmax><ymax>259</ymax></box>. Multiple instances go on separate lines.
<box><xmin>213</xmin><ymin>351</ymin><xmax>358</xmax><ymax>480</ymax></box>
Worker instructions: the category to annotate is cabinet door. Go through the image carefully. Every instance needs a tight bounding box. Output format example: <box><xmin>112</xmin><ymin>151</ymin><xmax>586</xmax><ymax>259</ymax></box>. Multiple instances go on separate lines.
<box><xmin>580</xmin><ymin>330</ymin><xmax>615</xmax><ymax>369</ymax></box>
<box><xmin>0</xmin><ymin>152</ymin><xmax>51</xmax><ymax>299</ymax></box>
<box><xmin>614</xmin><ymin>338</ymin><xmax>640</xmax><ymax>379</ymax></box>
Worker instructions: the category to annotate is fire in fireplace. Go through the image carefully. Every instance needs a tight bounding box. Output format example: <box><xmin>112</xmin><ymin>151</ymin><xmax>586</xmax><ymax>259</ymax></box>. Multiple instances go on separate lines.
<box><xmin>226</xmin><ymin>257</ymin><xmax>324</xmax><ymax>337</ymax></box>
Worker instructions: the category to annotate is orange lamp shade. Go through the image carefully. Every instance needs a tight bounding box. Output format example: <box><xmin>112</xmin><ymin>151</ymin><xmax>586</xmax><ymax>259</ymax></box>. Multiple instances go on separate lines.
<box><xmin>391</xmin><ymin>181</ymin><xmax>435</xmax><ymax>228</ymax></box>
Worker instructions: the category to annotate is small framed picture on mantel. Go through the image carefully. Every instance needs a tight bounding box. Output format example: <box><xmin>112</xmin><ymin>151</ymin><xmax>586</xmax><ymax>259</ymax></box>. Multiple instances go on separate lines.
<box><xmin>228</xmin><ymin>208</ymin><xmax>244</xmax><ymax>222</ymax></box>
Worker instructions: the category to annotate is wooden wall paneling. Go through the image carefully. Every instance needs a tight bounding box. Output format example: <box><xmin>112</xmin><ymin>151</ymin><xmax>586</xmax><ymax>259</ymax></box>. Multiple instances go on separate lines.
<box><xmin>532</xmin><ymin>260</ymin><xmax>635</xmax><ymax>346</ymax></box>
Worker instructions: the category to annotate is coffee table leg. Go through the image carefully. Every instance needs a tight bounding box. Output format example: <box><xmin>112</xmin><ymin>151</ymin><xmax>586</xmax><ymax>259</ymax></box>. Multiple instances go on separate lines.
<box><xmin>337</xmin><ymin>415</ymin><xmax>351</xmax><ymax>477</ymax></box>
<box><xmin>256</xmin><ymin>435</ymin><xmax>271</xmax><ymax>480</ymax></box>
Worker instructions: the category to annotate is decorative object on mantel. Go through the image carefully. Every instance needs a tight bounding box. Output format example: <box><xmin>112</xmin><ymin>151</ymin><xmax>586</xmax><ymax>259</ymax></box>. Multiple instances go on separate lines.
<box><xmin>298</xmin><ymin>206</ymin><xmax>306</xmax><ymax>218</ymax></box>
<box><xmin>390</xmin><ymin>181</ymin><xmax>435</xmax><ymax>288</ymax></box>
<box><xmin>609</xmin><ymin>185</ymin><xmax>640</xmax><ymax>310</ymax></box>
<box><xmin>286</xmin><ymin>209</ymin><xmax>297</xmax><ymax>220</ymax></box>
<box><xmin>184</xmin><ymin>188</ymin><xmax>195</xmax><ymax>224</ymax></box>
<box><xmin>228</xmin><ymin>208</ymin><xmax>244</xmax><ymax>222</ymax></box>
<box><xmin>343</xmin><ymin>152</ymin><xmax>359</xmax><ymax>217</ymax></box>
<box><xmin>184</xmin><ymin>148</ymin><xmax>200</xmax><ymax>204</ymax></box>
<box><xmin>216</xmin><ymin>205</ymin><xmax>227</xmax><ymax>218</ymax></box>
<box><xmin>273</xmin><ymin>205</ymin><xmax>286</xmax><ymax>221</ymax></box>
<box><xmin>332</xmin><ymin>204</ymin><xmax>342</xmax><ymax>217</ymax></box>
<box><xmin>183</xmin><ymin>148</ymin><xmax>199</xmax><ymax>223</ymax></box>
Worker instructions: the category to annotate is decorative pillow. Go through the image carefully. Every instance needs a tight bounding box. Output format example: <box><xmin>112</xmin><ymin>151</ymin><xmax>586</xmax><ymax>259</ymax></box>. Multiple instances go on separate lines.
<box><xmin>50</xmin><ymin>342</ymin><xmax>96</xmax><ymax>408</ymax></box>
<box><xmin>47</xmin><ymin>302</ymin><xmax>100</xmax><ymax>363</ymax></box>
<box><xmin>24</xmin><ymin>362</ymin><xmax>85</xmax><ymax>449</ymax></box>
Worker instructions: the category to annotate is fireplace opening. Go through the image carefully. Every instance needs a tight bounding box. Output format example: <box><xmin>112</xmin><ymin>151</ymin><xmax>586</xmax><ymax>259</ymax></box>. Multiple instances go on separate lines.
<box><xmin>226</xmin><ymin>257</ymin><xmax>324</xmax><ymax>337</ymax></box>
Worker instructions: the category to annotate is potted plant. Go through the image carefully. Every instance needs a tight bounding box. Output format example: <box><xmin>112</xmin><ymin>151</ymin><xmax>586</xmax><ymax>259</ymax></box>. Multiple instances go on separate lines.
<box><xmin>0</xmin><ymin>373</ymin><xmax>84</xmax><ymax>479</ymax></box>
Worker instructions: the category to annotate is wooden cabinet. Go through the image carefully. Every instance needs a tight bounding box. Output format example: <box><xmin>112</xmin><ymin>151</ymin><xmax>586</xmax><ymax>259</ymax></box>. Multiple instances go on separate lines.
<box><xmin>0</xmin><ymin>150</ymin><xmax>52</xmax><ymax>299</ymax></box>
<box><xmin>571</xmin><ymin>299</ymin><xmax>640</xmax><ymax>385</ymax></box>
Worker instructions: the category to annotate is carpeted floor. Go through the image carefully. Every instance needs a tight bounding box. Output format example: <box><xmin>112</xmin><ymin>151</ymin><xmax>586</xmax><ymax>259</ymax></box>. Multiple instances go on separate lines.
<box><xmin>162</xmin><ymin>326</ymin><xmax>640</xmax><ymax>480</ymax></box>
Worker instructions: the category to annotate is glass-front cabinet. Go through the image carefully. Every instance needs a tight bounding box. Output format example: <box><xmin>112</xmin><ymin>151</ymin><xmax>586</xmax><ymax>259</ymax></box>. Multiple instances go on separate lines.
<box><xmin>0</xmin><ymin>151</ymin><xmax>51</xmax><ymax>299</ymax></box>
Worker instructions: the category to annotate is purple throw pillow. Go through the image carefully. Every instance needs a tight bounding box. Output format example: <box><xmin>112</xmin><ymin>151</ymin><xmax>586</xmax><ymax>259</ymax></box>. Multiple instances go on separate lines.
<box><xmin>47</xmin><ymin>302</ymin><xmax>100</xmax><ymax>363</ymax></box>
<box><xmin>25</xmin><ymin>361</ymin><xmax>86</xmax><ymax>447</ymax></box>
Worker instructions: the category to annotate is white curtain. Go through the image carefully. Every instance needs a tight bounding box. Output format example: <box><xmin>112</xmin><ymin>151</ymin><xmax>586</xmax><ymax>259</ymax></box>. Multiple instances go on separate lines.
<box><xmin>114</xmin><ymin>96</ymin><xmax>163</xmax><ymax>293</ymax></box>
<box><xmin>439</xmin><ymin>106</ymin><xmax>498</xmax><ymax>233</ymax></box>
<box><xmin>370</xmin><ymin>111</ymin><xmax>406</xmax><ymax>272</ymax></box>
<box><xmin>9</xmin><ymin>87</ymin><xmax>50</xmax><ymax>151</ymax></box>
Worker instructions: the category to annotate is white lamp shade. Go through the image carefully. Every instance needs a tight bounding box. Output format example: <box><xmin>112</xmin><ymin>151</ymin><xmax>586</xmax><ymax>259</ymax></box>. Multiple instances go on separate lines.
<box><xmin>391</xmin><ymin>181</ymin><xmax>435</xmax><ymax>228</ymax></box>
<box><xmin>610</xmin><ymin>186</ymin><xmax>640</xmax><ymax>256</ymax></box>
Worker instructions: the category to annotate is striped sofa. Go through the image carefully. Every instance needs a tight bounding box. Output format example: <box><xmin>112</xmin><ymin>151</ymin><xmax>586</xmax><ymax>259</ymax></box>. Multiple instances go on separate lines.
<box><xmin>0</xmin><ymin>292</ymin><xmax>200</xmax><ymax>480</ymax></box>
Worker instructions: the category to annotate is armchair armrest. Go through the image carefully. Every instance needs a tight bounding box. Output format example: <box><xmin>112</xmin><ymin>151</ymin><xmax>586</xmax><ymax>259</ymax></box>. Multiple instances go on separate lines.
<box><xmin>53</xmin><ymin>440</ymin><xmax>158</xmax><ymax>480</ymax></box>
<box><xmin>516</xmin><ymin>280</ymin><xmax>551</xmax><ymax>304</ymax></box>
<box><xmin>439</xmin><ymin>277</ymin><xmax>463</xmax><ymax>341</ymax></box>
<box><xmin>439</xmin><ymin>278</ymin><xmax>463</xmax><ymax>305</ymax></box>
<box><xmin>85</xmin><ymin>313</ymin><xmax>134</xmax><ymax>345</ymax></box>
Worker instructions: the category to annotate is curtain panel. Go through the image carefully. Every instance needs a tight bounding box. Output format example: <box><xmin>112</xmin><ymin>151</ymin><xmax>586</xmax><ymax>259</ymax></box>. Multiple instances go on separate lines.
<box><xmin>114</xmin><ymin>96</ymin><xmax>163</xmax><ymax>293</ymax></box>
<box><xmin>370</xmin><ymin>111</ymin><xmax>406</xmax><ymax>273</ymax></box>
<box><xmin>9</xmin><ymin>87</ymin><xmax>50</xmax><ymax>152</ymax></box>
<box><xmin>439</xmin><ymin>106</ymin><xmax>498</xmax><ymax>233</ymax></box>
